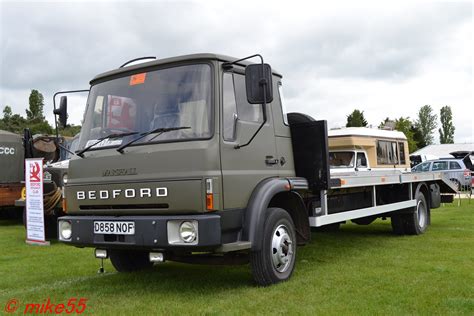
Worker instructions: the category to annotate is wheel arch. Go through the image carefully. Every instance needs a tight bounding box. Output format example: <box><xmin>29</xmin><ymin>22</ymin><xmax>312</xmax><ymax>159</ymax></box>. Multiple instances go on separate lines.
<box><xmin>415</xmin><ymin>182</ymin><xmax>431</xmax><ymax>224</ymax></box>
<box><xmin>415</xmin><ymin>182</ymin><xmax>430</xmax><ymax>207</ymax></box>
<box><xmin>242</xmin><ymin>177</ymin><xmax>309</xmax><ymax>251</ymax></box>
<box><xmin>268</xmin><ymin>191</ymin><xmax>311</xmax><ymax>245</ymax></box>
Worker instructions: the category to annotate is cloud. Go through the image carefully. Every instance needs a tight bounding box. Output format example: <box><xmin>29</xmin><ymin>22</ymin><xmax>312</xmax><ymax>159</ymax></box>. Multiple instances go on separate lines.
<box><xmin>0</xmin><ymin>1</ymin><xmax>472</xmax><ymax>143</ymax></box>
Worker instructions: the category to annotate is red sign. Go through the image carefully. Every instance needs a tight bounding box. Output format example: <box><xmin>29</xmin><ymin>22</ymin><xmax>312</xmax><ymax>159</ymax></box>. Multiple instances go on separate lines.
<box><xmin>29</xmin><ymin>162</ymin><xmax>41</xmax><ymax>182</ymax></box>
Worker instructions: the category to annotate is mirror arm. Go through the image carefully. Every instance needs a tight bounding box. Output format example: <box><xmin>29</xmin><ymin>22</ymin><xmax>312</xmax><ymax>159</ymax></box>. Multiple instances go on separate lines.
<box><xmin>222</xmin><ymin>54</ymin><xmax>264</xmax><ymax>69</ymax></box>
<box><xmin>53</xmin><ymin>89</ymin><xmax>89</xmax><ymax>139</ymax></box>
<box><xmin>229</xmin><ymin>54</ymin><xmax>268</xmax><ymax>150</ymax></box>
<box><xmin>235</xmin><ymin>78</ymin><xmax>268</xmax><ymax>150</ymax></box>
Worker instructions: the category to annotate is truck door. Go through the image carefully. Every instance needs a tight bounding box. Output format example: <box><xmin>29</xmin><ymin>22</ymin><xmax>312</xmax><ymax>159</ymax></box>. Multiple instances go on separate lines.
<box><xmin>220</xmin><ymin>71</ymin><xmax>278</xmax><ymax>209</ymax></box>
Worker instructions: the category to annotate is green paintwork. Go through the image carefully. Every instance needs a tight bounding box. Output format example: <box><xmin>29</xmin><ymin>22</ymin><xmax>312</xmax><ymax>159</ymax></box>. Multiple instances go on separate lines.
<box><xmin>0</xmin><ymin>130</ymin><xmax>24</xmax><ymax>184</ymax></box>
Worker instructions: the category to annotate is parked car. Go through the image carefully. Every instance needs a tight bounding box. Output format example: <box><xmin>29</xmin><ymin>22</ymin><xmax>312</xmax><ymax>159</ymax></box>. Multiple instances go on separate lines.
<box><xmin>412</xmin><ymin>157</ymin><xmax>473</xmax><ymax>191</ymax></box>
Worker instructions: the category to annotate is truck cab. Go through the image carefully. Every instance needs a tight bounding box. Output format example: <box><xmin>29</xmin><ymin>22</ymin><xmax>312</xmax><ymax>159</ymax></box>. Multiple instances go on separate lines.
<box><xmin>329</xmin><ymin>149</ymin><xmax>369</xmax><ymax>174</ymax></box>
<box><xmin>59</xmin><ymin>54</ymin><xmax>302</xmax><ymax>284</ymax></box>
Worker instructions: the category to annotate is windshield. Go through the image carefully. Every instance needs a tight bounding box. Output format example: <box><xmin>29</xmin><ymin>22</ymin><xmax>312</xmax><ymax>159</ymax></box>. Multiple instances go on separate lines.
<box><xmin>78</xmin><ymin>64</ymin><xmax>212</xmax><ymax>151</ymax></box>
<box><xmin>329</xmin><ymin>151</ymin><xmax>355</xmax><ymax>168</ymax></box>
<box><xmin>62</xmin><ymin>136</ymin><xmax>80</xmax><ymax>160</ymax></box>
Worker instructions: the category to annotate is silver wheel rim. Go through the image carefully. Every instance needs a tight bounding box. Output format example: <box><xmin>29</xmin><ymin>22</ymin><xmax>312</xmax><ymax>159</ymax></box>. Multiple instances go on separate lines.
<box><xmin>271</xmin><ymin>224</ymin><xmax>294</xmax><ymax>273</ymax></box>
<box><xmin>417</xmin><ymin>200</ymin><xmax>426</xmax><ymax>228</ymax></box>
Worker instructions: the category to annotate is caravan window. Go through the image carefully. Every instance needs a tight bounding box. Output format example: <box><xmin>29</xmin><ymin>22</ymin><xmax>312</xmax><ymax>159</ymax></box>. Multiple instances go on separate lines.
<box><xmin>399</xmin><ymin>142</ymin><xmax>406</xmax><ymax>164</ymax></box>
<box><xmin>377</xmin><ymin>140</ymin><xmax>399</xmax><ymax>165</ymax></box>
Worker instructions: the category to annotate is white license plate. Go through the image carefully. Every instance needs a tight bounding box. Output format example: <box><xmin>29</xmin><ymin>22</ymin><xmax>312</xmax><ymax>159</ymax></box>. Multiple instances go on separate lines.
<box><xmin>94</xmin><ymin>221</ymin><xmax>135</xmax><ymax>235</ymax></box>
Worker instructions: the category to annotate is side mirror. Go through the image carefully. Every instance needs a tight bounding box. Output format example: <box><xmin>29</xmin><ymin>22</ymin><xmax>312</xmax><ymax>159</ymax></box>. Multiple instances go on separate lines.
<box><xmin>54</xmin><ymin>96</ymin><xmax>68</xmax><ymax>128</ymax></box>
<box><xmin>245</xmin><ymin>63</ymin><xmax>273</xmax><ymax>104</ymax></box>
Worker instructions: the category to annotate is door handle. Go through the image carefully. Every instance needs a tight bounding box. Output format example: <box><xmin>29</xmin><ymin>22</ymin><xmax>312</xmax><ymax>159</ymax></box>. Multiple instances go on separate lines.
<box><xmin>265</xmin><ymin>156</ymin><xmax>279</xmax><ymax>165</ymax></box>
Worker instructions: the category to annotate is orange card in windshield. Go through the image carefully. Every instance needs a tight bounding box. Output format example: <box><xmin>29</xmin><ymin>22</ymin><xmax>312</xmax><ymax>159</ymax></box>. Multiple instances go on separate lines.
<box><xmin>130</xmin><ymin>73</ymin><xmax>146</xmax><ymax>86</ymax></box>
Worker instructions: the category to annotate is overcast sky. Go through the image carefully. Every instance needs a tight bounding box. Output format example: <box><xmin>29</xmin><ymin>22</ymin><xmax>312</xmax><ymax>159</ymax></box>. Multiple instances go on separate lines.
<box><xmin>0</xmin><ymin>0</ymin><xmax>472</xmax><ymax>143</ymax></box>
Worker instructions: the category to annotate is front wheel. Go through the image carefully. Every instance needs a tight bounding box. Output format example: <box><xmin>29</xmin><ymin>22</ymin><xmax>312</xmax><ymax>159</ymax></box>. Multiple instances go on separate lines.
<box><xmin>250</xmin><ymin>208</ymin><xmax>296</xmax><ymax>286</ymax></box>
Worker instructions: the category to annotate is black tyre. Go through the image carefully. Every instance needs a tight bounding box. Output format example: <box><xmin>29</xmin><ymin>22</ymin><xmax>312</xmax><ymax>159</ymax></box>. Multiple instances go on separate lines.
<box><xmin>391</xmin><ymin>214</ymin><xmax>405</xmax><ymax>235</ymax></box>
<box><xmin>109</xmin><ymin>250</ymin><xmax>153</xmax><ymax>272</ymax></box>
<box><xmin>404</xmin><ymin>191</ymin><xmax>430</xmax><ymax>235</ymax></box>
<box><xmin>250</xmin><ymin>208</ymin><xmax>296</xmax><ymax>286</ymax></box>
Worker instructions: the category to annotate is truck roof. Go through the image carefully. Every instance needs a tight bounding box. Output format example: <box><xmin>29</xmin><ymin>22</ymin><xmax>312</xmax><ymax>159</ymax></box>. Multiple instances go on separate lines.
<box><xmin>0</xmin><ymin>129</ymin><xmax>21</xmax><ymax>142</ymax></box>
<box><xmin>328</xmin><ymin>127</ymin><xmax>407</xmax><ymax>140</ymax></box>
<box><xmin>91</xmin><ymin>53</ymin><xmax>282</xmax><ymax>84</ymax></box>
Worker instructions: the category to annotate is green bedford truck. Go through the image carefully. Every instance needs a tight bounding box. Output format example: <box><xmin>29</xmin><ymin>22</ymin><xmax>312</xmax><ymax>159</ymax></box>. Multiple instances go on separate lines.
<box><xmin>56</xmin><ymin>54</ymin><xmax>456</xmax><ymax>286</ymax></box>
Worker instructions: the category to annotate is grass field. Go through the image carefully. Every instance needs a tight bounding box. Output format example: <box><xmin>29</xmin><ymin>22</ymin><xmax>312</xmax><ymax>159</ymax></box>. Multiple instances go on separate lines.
<box><xmin>1</xmin><ymin>202</ymin><xmax>473</xmax><ymax>315</ymax></box>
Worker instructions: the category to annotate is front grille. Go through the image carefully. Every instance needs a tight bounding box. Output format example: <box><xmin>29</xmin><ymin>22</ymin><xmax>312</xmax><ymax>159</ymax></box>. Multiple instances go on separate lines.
<box><xmin>79</xmin><ymin>203</ymin><xmax>169</xmax><ymax>210</ymax></box>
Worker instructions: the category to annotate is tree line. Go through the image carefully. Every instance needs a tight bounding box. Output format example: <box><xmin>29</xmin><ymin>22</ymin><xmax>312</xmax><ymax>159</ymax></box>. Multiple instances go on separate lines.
<box><xmin>0</xmin><ymin>90</ymin><xmax>456</xmax><ymax>153</ymax></box>
<box><xmin>346</xmin><ymin>105</ymin><xmax>455</xmax><ymax>152</ymax></box>
<box><xmin>0</xmin><ymin>90</ymin><xmax>80</xmax><ymax>137</ymax></box>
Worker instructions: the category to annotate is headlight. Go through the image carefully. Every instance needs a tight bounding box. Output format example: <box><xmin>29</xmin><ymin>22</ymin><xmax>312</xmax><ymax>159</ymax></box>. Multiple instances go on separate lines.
<box><xmin>59</xmin><ymin>220</ymin><xmax>72</xmax><ymax>240</ymax></box>
<box><xmin>62</xmin><ymin>173</ymin><xmax>68</xmax><ymax>185</ymax></box>
<box><xmin>179</xmin><ymin>221</ymin><xmax>197</xmax><ymax>243</ymax></box>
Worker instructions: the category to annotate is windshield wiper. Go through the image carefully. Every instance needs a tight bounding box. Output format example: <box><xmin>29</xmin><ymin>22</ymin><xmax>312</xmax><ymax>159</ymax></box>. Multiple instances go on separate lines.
<box><xmin>76</xmin><ymin>131</ymin><xmax>139</xmax><ymax>157</ymax></box>
<box><xmin>117</xmin><ymin>126</ymin><xmax>190</xmax><ymax>154</ymax></box>
<box><xmin>57</xmin><ymin>143</ymin><xmax>78</xmax><ymax>158</ymax></box>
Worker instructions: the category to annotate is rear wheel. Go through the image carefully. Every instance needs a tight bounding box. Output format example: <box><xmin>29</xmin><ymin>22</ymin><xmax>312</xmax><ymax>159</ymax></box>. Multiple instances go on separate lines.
<box><xmin>250</xmin><ymin>208</ymin><xmax>296</xmax><ymax>286</ymax></box>
<box><xmin>391</xmin><ymin>191</ymin><xmax>430</xmax><ymax>235</ymax></box>
<box><xmin>404</xmin><ymin>192</ymin><xmax>429</xmax><ymax>235</ymax></box>
<box><xmin>109</xmin><ymin>250</ymin><xmax>153</xmax><ymax>272</ymax></box>
<box><xmin>391</xmin><ymin>214</ymin><xmax>405</xmax><ymax>235</ymax></box>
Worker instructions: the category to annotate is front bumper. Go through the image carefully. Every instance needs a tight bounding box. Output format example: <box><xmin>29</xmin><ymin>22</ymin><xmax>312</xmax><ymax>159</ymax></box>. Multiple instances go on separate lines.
<box><xmin>58</xmin><ymin>214</ymin><xmax>222</xmax><ymax>250</ymax></box>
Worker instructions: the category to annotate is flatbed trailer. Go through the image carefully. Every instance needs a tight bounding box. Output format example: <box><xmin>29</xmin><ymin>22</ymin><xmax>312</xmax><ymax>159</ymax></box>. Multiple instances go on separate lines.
<box><xmin>311</xmin><ymin>171</ymin><xmax>454</xmax><ymax>227</ymax></box>
<box><xmin>56</xmin><ymin>53</ymin><xmax>457</xmax><ymax>286</ymax></box>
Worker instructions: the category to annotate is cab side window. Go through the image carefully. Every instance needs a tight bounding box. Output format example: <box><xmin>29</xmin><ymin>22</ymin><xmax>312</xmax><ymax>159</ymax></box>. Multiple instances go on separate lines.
<box><xmin>356</xmin><ymin>152</ymin><xmax>367</xmax><ymax>168</ymax></box>
<box><xmin>234</xmin><ymin>74</ymin><xmax>263</xmax><ymax>123</ymax></box>
<box><xmin>223</xmin><ymin>73</ymin><xmax>237</xmax><ymax>141</ymax></box>
<box><xmin>223</xmin><ymin>72</ymin><xmax>265</xmax><ymax>141</ymax></box>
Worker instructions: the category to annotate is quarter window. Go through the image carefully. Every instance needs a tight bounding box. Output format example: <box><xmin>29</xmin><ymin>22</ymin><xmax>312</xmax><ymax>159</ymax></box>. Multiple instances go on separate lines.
<box><xmin>278</xmin><ymin>82</ymin><xmax>288</xmax><ymax>125</ymax></box>
<box><xmin>222</xmin><ymin>73</ymin><xmax>237</xmax><ymax>141</ymax></box>
<box><xmin>449</xmin><ymin>161</ymin><xmax>461</xmax><ymax>170</ymax></box>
